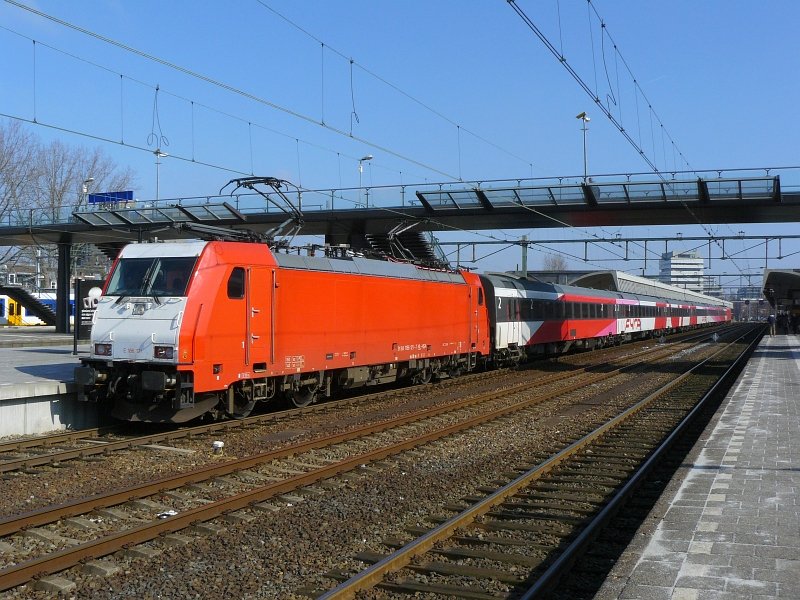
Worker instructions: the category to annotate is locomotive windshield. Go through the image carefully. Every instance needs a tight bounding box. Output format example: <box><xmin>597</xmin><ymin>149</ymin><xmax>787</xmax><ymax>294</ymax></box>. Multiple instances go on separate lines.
<box><xmin>106</xmin><ymin>256</ymin><xmax>197</xmax><ymax>297</ymax></box>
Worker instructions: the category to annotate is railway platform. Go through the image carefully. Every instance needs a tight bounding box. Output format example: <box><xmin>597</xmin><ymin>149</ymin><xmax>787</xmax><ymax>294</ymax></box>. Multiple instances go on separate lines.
<box><xmin>597</xmin><ymin>332</ymin><xmax>800</xmax><ymax>599</ymax></box>
<box><xmin>0</xmin><ymin>326</ymin><xmax>93</xmax><ymax>437</ymax></box>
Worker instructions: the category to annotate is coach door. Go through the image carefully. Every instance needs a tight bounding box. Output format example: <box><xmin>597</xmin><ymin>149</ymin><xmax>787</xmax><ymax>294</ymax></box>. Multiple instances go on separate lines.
<box><xmin>246</xmin><ymin>267</ymin><xmax>271</xmax><ymax>370</ymax></box>
<box><xmin>8</xmin><ymin>299</ymin><xmax>22</xmax><ymax>326</ymax></box>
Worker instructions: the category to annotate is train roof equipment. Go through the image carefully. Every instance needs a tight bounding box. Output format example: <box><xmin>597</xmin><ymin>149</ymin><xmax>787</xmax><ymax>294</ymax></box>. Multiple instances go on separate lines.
<box><xmin>220</xmin><ymin>176</ymin><xmax>304</xmax><ymax>246</ymax></box>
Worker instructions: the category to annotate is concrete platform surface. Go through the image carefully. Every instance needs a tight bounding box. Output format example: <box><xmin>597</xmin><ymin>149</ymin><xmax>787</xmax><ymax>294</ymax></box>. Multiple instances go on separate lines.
<box><xmin>0</xmin><ymin>327</ymin><xmax>93</xmax><ymax>436</ymax></box>
<box><xmin>0</xmin><ymin>325</ymin><xmax>76</xmax><ymax>348</ymax></box>
<box><xmin>0</xmin><ymin>327</ymin><xmax>88</xmax><ymax>399</ymax></box>
<box><xmin>596</xmin><ymin>333</ymin><xmax>800</xmax><ymax>600</ymax></box>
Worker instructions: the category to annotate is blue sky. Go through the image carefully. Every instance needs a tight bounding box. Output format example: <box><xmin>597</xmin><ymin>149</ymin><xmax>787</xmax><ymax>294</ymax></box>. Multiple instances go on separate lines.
<box><xmin>1</xmin><ymin>0</ymin><xmax>798</xmax><ymax>288</ymax></box>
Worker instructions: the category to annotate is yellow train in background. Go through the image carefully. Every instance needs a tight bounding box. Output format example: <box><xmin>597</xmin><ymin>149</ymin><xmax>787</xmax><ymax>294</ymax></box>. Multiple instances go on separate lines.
<box><xmin>0</xmin><ymin>293</ymin><xmax>75</xmax><ymax>326</ymax></box>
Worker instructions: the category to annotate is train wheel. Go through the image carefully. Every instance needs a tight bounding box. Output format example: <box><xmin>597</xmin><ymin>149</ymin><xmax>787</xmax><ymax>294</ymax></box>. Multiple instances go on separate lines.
<box><xmin>288</xmin><ymin>386</ymin><xmax>316</xmax><ymax>408</ymax></box>
<box><xmin>414</xmin><ymin>368</ymin><xmax>433</xmax><ymax>384</ymax></box>
<box><xmin>226</xmin><ymin>387</ymin><xmax>256</xmax><ymax>420</ymax></box>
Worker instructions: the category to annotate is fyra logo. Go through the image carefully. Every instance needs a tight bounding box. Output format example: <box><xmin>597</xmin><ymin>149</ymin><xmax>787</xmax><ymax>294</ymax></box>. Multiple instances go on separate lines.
<box><xmin>624</xmin><ymin>318</ymin><xmax>642</xmax><ymax>330</ymax></box>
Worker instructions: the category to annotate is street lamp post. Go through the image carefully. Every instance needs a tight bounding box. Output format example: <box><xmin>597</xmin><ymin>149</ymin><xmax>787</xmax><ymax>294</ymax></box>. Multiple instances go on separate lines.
<box><xmin>81</xmin><ymin>177</ymin><xmax>94</xmax><ymax>209</ymax></box>
<box><xmin>358</xmin><ymin>154</ymin><xmax>373</xmax><ymax>207</ymax></box>
<box><xmin>576</xmin><ymin>112</ymin><xmax>590</xmax><ymax>182</ymax></box>
<box><xmin>154</xmin><ymin>149</ymin><xmax>168</xmax><ymax>201</ymax></box>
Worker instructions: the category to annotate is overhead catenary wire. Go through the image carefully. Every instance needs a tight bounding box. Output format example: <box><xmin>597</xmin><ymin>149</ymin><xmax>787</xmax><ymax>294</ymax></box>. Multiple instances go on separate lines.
<box><xmin>0</xmin><ymin>121</ymin><xmax>527</xmax><ymax>268</ymax></box>
<box><xmin>251</xmin><ymin>0</ymin><xmax>534</xmax><ymax>170</ymax></box>
<box><xmin>6</xmin><ymin>0</ymin><xmax>792</xmax><ymax>276</ymax></box>
<box><xmin>505</xmin><ymin>0</ymin><xmax>747</xmax><ymax>278</ymax></box>
<box><xmin>2</xmin><ymin>0</ymin><xmax>460</xmax><ymax>181</ymax></box>
<box><xmin>0</xmin><ymin>5</ymin><xmax>620</xmax><ymax>268</ymax></box>
<box><xmin>0</xmin><ymin>22</ymin><xmax>437</xmax><ymax>184</ymax></box>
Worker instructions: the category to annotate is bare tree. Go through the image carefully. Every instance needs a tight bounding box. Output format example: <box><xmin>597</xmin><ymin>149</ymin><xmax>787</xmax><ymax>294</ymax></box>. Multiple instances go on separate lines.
<box><xmin>542</xmin><ymin>253</ymin><xmax>569</xmax><ymax>271</ymax></box>
<box><xmin>0</xmin><ymin>121</ymin><xmax>38</xmax><ymax>266</ymax></box>
<box><xmin>0</xmin><ymin>119</ymin><xmax>135</xmax><ymax>288</ymax></box>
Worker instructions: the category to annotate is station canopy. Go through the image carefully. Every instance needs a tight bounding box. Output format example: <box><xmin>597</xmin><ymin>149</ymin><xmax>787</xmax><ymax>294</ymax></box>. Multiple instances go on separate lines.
<box><xmin>570</xmin><ymin>270</ymin><xmax>732</xmax><ymax>308</ymax></box>
<box><xmin>762</xmin><ymin>269</ymin><xmax>800</xmax><ymax>310</ymax></box>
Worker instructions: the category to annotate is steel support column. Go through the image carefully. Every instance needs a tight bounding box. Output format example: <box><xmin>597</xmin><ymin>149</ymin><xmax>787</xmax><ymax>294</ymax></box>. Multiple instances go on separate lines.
<box><xmin>56</xmin><ymin>243</ymin><xmax>71</xmax><ymax>333</ymax></box>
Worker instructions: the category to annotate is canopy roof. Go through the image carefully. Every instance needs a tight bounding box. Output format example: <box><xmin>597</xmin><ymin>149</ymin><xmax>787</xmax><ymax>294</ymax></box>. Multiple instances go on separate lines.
<box><xmin>571</xmin><ymin>270</ymin><xmax>732</xmax><ymax>308</ymax></box>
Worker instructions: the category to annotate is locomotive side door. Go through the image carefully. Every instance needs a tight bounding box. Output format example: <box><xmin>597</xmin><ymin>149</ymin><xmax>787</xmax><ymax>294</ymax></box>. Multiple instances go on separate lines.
<box><xmin>246</xmin><ymin>267</ymin><xmax>272</xmax><ymax>368</ymax></box>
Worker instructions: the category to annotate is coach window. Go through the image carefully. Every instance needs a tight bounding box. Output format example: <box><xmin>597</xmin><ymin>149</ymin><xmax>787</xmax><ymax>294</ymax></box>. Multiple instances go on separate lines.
<box><xmin>227</xmin><ymin>267</ymin><xmax>245</xmax><ymax>299</ymax></box>
<box><xmin>518</xmin><ymin>299</ymin><xmax>528</xmax><ymax>321</ymax></box>
<box><xmin>548</xmin><ymin>301</ymin><xmax>558</xmax><ymax>319</ymax></box>
<box><xmin>531</xmin><ymin>300</ymin><xmax>542</xmax><ymax>320</ymax></box>
<box><xmin>539</xmin><ymin>301</ymin><xmax>548</xmax><ymax>320</ymax></box>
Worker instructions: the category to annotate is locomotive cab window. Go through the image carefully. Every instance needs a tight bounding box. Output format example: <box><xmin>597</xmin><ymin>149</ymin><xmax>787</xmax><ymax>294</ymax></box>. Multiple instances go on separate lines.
<box><xmin>227</xmin><ymin>267</ymin><xmax>246</xmax><ymax>299</ymax></box>
<box><xmin>107</xmin><ymin>256</ymin><xmax>198</xmax><ymax>297</ymax></box>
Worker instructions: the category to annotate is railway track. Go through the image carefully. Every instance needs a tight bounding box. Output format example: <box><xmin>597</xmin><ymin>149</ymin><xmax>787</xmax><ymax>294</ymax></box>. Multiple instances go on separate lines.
<box><xmin>312</xmin><ymin>326</ymin><xmax>760</xmax><ymax>598</ymax></box>
<box><xmin>0</xmin><ymin>367</ymin><xmax>512</xmax><ymax>476</ymax></box>
<box><xmin>0</xmin><ymin>326</ymin><xmax>740</xmax><ymax>594</ymax></box>
<box><xmin>0</xmin><ymin>326</ymin><xmax>728</xmax><ymax>477</ymax></box>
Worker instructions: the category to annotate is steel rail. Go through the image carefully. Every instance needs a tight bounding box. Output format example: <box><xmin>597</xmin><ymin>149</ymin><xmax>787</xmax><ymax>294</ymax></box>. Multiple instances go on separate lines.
<box><xmin>0</xmin><ymin>363</ymin><xmax>625</xmax><ymax>591</ymax></box>
<box><xmin>0</xmin><ymin>365</ymin><xmax>515</xmax><ymax>474</ymax></box>
<box><xmin>0</xmin><ymin>372</ymin><xmax>496</xmax><ymax>474</ymax></box>
<box><xmin>0</xmin><ymin>324</ymin><xmax>682</xmax><ymax>474</ymax></box>
<box><xmin>0</xmin><ymin>329</ymin><xmax>728</xmax><ymax>592</ymax></box>
<box><xmin>0</xmin><ymin>354</ymin><xmax>629</xmax><ymax>540</ymax></box>
<box><xmin>0</xmin><ymin>324</ymin><xmax>725</xmax><ymax>469</ymax></box>
<box><xmin>0</xmin><ymin>325</ymin><xmax>737</xmax><ymax>536</ymax></box>
<box><xmin>0</xmin><ymin>426</ymin><xmax>121</xmax><ymax>454</ymax></box>
<box><xmin>518</xmin><ymin>328</ymin><xmax>760</xmax><ymax>598</ymax></box>
<box><xmin>317</xmin><ymin>326</ymin><xmax>757</xmax><ymax>599</ymax></box>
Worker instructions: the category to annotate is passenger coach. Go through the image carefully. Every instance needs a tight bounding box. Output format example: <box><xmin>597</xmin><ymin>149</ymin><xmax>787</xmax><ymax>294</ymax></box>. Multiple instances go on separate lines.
<box><xmin>481</xmin><ymin>272</ymin><xmax>731</xmax><ymax>364</ymax></box>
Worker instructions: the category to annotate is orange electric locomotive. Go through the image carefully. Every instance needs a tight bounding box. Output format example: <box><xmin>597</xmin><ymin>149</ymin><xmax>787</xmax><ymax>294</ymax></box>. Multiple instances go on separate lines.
<box><xmin>75</xmin><ymin>240</ymin><xmax>490</xmax><ymax>422</ymax></box>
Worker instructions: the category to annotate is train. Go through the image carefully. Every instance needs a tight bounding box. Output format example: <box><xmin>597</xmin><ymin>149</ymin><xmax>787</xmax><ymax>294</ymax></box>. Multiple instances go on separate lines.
<box><xmin>74</xmin><ymin>240</ymin><xmax>732</xmax><ymax>423</ymax></box>
<box><xmin>0</xmin><ymin>292</ymin><xmax>75</xmax><ymax>326</ymax></box>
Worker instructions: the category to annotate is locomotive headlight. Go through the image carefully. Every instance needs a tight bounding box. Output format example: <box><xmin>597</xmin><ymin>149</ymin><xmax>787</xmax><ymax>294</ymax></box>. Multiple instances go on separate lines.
<box><xmin>154</xmin><ymin>345</ymin><xmax>175</xmax><ymax>360</ymax></box>
<box><xmin>94</xmin><ymin>343</ymin><xmax>112</xmax><ymax>356</ymax></box>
